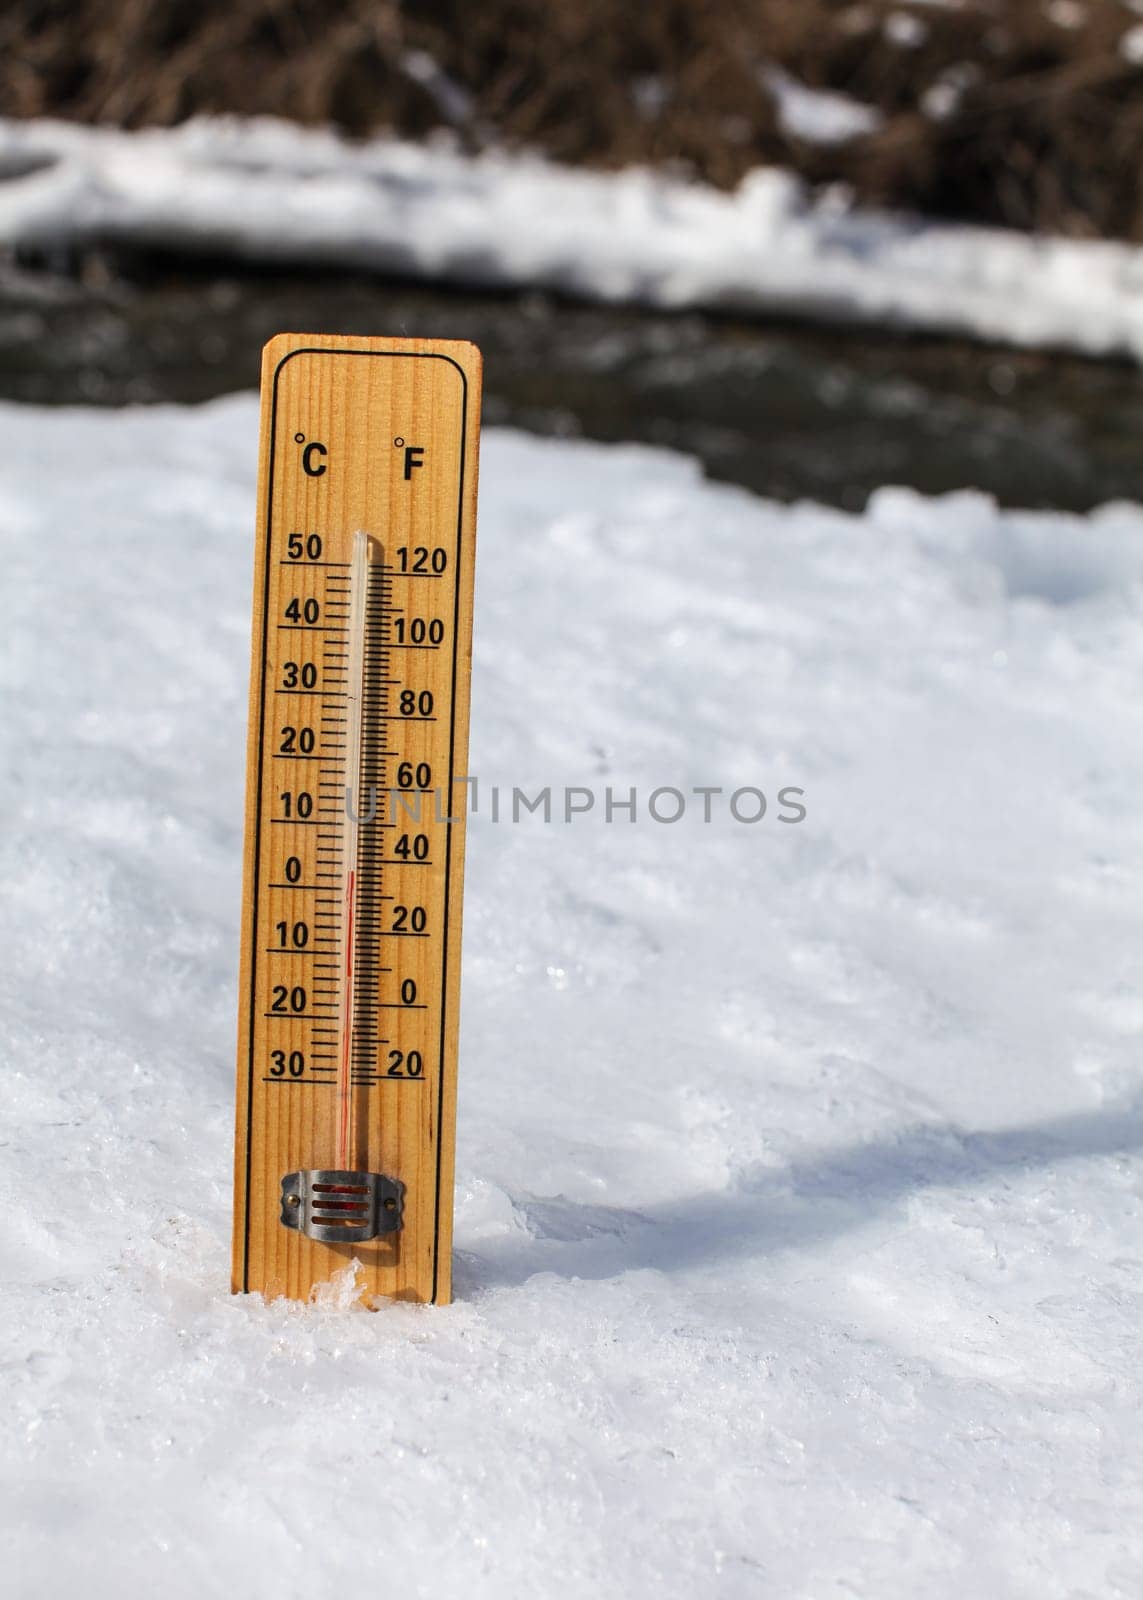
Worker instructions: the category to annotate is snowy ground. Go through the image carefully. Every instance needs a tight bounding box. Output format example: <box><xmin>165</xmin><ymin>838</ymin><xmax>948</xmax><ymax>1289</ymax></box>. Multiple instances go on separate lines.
<box><xmin>4</xmin><ymin>116</ymin><xmax>1143</xmax><ymax>362</ymax></box>
<box><xmin>3</xmin><ymin>396</ymin><xmax>1143</xmax><ymax>1597</ymax></box>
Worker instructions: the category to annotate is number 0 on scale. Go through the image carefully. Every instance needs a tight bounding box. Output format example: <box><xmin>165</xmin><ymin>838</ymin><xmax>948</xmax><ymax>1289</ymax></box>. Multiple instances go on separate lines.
<box><xmin>232</xmin><ymin>334</ymin><xmax>482</xmax><ymax>1304</ymax></box>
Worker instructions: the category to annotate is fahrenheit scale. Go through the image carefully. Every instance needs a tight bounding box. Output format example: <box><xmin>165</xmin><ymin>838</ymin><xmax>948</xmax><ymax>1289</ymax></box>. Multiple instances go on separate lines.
<box><xmin>232</xmin><ymin>334</ymin><xmax>482</xmax><ymax>1304</ymax></box>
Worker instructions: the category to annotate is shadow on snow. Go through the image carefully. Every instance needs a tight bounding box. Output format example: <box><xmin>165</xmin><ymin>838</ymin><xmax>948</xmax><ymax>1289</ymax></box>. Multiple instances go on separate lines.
<box><xmin>453</xmin><ymin>1101</ymin><xmax>1143</xmax><ymax>1296</ymax></box>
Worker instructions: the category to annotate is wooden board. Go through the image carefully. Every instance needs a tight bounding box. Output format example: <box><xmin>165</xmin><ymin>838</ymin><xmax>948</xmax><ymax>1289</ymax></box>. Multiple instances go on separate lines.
<box><xmin>231</xmin><ymin>333</ymin><xmax>482</xmax><ymax>1305</ymax></box>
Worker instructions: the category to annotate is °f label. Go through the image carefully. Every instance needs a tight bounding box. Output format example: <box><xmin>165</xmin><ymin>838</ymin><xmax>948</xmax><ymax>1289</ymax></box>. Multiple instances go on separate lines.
<box><xmin>232</xmin><ymin>334</ymin><xmax>482</xmax><ymax>1305</ymax></box>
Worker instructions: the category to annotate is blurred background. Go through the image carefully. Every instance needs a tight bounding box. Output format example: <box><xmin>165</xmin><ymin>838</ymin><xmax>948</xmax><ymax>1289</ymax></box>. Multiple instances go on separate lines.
<box><xmin>2</xmin><ymin>0</ymin><xmax>1143</xmax><ymax>510</ymax></box>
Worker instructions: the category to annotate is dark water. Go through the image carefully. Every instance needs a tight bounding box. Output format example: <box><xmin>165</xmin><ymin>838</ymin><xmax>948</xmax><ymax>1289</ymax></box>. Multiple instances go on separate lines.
<box><xmin>2</xmin><ymin>256</ymin><xmax>1141</xmax><ymax>512</ymax></box>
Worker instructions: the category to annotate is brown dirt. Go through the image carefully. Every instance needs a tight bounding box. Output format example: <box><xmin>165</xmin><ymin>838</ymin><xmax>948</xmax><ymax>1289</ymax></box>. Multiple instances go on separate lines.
<box><xmin>2</xmin><ymin>0</ymin><xmax>1142</xmax><ymax>240</ymax></box>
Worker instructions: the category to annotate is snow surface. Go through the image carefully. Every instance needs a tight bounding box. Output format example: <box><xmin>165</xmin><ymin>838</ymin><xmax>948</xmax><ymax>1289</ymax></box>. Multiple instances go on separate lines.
<box><xmin>4</xmin><ymin>116</ymin><xmax>1143</xmax><ymax>361</ymax></box>
<box><xmin>4</xmin><ymin>397</ymin><xmax>1143</xmax><ymax>1597</ymax></box>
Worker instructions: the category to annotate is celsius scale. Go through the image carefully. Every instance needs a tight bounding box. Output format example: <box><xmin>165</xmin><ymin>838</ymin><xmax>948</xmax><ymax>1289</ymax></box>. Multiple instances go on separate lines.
<box><xmin>231</xmin><ymin>334</ymin><xmax>482</xmax><ymax>1305</ymax></box>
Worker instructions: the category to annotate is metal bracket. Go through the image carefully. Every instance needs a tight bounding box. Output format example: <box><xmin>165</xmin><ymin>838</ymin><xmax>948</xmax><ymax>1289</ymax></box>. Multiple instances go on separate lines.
<box><xmin>279</xmin><ymin>1170</ymin><xmax>405</xmax><ymax>1244</ymax></box>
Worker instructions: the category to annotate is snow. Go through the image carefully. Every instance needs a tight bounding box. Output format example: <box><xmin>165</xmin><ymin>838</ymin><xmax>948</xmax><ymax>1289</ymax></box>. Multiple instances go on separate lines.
<box><xmin>4</xmin><ymin>395</ymin><xmax>1143</xmax><ymax>1597</ymax></box>
<box><xmin>3</xmin><ymin>116</ymin><xmax>1143</xmax><ymax>361</ymax></box>
<box><xmin>921</xmin><ymin>63</ymin><xmax>981</xmax><ymax>121</ymax></box>
<box><xmin>884</xmin><ymin>12</ymin><xmax>929</xmax><ymax>46</ymax></box>
<box><xmin>762</xmin><ymin>66</ymin><xmax>884</xmax><ymax>144</ymax></box>
<box><xmin>399</xmin><ymin>50</ymin><xmax>474</xmax><ymax>127</ymax></box>
<box><xmin>1047</xmin><ymin>0</ymin><xmax>1088</xmax><ymax>28</ymax></box>
<box><xmin>1120</xmin><ymin>22</ymin><xmax>1143</xmax><ymax>62</ymax></box>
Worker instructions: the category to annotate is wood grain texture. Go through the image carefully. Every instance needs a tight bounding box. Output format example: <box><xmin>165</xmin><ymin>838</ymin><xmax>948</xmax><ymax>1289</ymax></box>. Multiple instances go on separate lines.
<box><xmin>231</xmin><ymin>333</ymin><xmax>481</xmax><ymax>1305</ymax></box>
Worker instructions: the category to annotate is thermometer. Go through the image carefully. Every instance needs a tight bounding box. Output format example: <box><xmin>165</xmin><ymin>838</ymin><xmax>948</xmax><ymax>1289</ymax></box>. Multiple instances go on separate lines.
<box><xmin>231</xmin><ymin>334</ymin><xmax>482</xmax><ymax>1305</ymax></box>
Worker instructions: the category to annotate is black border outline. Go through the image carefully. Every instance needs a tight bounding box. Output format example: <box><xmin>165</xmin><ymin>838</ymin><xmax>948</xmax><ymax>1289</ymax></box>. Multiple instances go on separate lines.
<box><xmin>243</xmin><ymin>345</ymin><xmax>470</xmax><ymax>1303</ymax></box>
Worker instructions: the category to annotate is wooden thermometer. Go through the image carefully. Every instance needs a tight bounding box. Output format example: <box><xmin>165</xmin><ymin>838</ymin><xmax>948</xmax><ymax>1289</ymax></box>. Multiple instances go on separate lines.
<box><xmin>232</xmin><ymin>334</ymin><xmax>482</xmax><ymax>1305</ymax></box>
